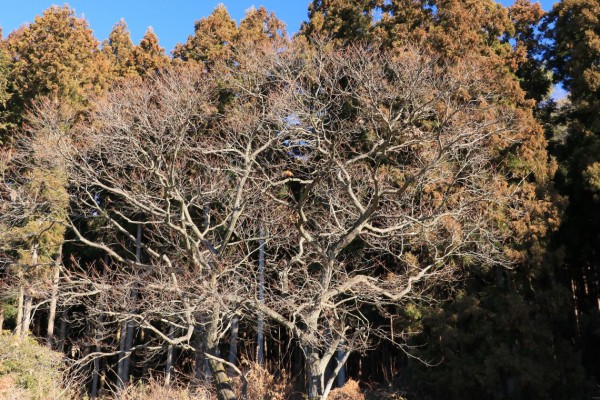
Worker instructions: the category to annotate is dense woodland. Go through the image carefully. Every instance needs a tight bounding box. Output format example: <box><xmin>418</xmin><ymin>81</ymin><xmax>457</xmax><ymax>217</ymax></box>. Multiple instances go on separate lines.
<box><xmin>0</xmin><ymin>1</ymin><xmax>598</xmax><ymax>399</ymax></box>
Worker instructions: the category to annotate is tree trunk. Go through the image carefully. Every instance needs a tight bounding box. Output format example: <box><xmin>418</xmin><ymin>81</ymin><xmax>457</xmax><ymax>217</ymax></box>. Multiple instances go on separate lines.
<box><xmin>228</xmin><ymin>315</ymin><xmax>239</xmax><ymax>367</ymax></box>
<box><xmin>336</xmin><ymin>345</ymin><xmax>346</xmax><ymax>387</ymax></box>
<box><xmin>118</xmin><ymin>224</ymin><xmax>142</xmax><ymax>386</ymax></box>
<box><xmin>257</xmin><ymin>224</ymin><xmax>265</xmax><ymax>365</ymax></box>
<box><xmin>0</xmin><ymin>308</ymin><xmax>4</xmax><ymax>331</ymax></box>
<box><xmin>21</xmin><ymin>292</ymin><xmax>33</xmax><ymax>337</ymax></box>
<box><xmin>306</xmin><ymin>347</ymin><xmax>324</xmax><ymax>400</ymax></box>
<box><xmin>58</xmin><ymin>308</ymin><xmax>67</xmax><ymax>352</ymax></box>
<box><xmin>91</xmin><ymin>355</ymin><xmax>100</xmax><ymax>399</ymax></box>
<box><xmin>15</xmin><ymin>283</ymin><xmax>24</xmax><ymax>337</ymax></box>
<box><xmin>117</xmin><ymin>321</ymin><xmax>127</xmax><ymax>388</ymax></box>
<box><xmin>165</xmin><ymin>326</ymin><xmax>175</xmax><ymax>385</ymax></box>
<box><xmin>206</xmin><ymin>303</ymin><xmax>236</xmax><ymax>400</ymax></box>
<box><xmin>47</xmin><ymin>248</ymin><xmax>62</xmax><ymax>347</ymax></box>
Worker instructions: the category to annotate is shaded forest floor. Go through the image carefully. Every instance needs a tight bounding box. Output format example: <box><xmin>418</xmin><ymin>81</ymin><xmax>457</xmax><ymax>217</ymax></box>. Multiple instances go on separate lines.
<box><xmin>0</xmin><ymin>330</ymin><xmax>408</xmax><ymax>400</ymax></box>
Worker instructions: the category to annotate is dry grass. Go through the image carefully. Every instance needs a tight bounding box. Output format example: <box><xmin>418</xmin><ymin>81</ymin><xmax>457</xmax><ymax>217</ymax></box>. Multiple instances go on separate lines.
<box><xmin>329</xmin><ymin>379</ymin><xmax>365</xmax><ymax>400</ymax></box>
<box><xmin>119</xmin><ymin>378</ymin><xmax>214</xmax><ymax>400</ymax></box>
<box><xmin>237</xmin><ymin>362</ymin><xmax>291</xmax><ymax>400</ymax></box>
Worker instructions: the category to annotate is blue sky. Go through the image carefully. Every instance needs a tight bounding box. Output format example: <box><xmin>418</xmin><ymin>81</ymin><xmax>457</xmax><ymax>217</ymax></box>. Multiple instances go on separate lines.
<box><xmin>0</xmin><ymin>1</ymin><xmax>558</xmax><ymax>54</ymax></box>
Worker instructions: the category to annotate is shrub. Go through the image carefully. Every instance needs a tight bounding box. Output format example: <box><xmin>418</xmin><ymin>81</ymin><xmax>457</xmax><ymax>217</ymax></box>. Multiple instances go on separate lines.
<box><xmin>0</xmin><ymin>332</ymin><xmax>70</xmax><ymax>400</ymax></box>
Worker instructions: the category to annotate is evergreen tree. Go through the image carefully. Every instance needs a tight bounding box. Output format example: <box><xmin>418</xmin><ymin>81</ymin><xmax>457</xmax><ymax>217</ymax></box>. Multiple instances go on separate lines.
<box><xmin>0</xmin><ymin>31</ymin><xmax>14</xmax><ymax>144</ymax></box>
<box><xmin>6</xmin><ymin>5</ymin><xmax>108</xmax><ymax>113</ymax></box>
<box><xmin>172</xmin><ymin>4</ymin><xmax>237</xmax><ymax>67</ymax></box>
<box><xmin>544</xmin><ymin>0</ymin><xmax>600</xmax><ymax>384</ymax></box>
<box><xmin>102</xmin><ymin>19</ymin><xmax>137</xmax><ymax>79</ymax></box>
<box><xmin>128</xmin><ymin>27</ymin><xmax>170</xmax><ymax>77</ymax></box>
<box><xmin>235</xmin><ymin>6</ymin><xmax>287</xmax><ymax>45</ymax></box>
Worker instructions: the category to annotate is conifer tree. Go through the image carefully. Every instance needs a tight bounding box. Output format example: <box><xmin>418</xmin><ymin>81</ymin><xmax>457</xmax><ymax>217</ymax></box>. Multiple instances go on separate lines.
<box><xmin>0</xmin><ymin>32</ymin><xmax>14</xmax><ymax>144</ymax></box>
<box><xmin>235</xmin><ymin>6</ymin><xmax>287</xmax><ymax>45</ymax></box>
<box><xmin>102</xmin><ymin>19</ymin><xmax>137</xmax><ymax>79</ymax></box>
<box><xmin>128</xmin><ymin>27</ymin><xmax>170</xmax><ymax>77</ymax></box>
<box><xmin>6</xmin><ymin>5</ymin><xmax>109</xmax><ymax>114</ymax></box>
<box><xmin>544</xmin><ymin>0</ymin><xmax>600</xmax><ymax>384</ymax></box>
<box><xmin>172</xmin><ymin>4</ymin><xmax>237</xmax><ymax>67</ymax></box>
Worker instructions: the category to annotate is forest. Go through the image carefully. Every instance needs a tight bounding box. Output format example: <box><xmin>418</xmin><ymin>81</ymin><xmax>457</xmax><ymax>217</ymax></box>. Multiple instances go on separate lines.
<box><xmin>0</xmin><ymin>1</ymin><xmax>598</xmax><ymax>399</ymax></box>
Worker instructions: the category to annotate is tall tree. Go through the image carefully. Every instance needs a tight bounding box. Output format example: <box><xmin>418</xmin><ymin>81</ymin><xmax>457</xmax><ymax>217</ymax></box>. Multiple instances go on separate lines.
<box><xmin>102</xmin><ymin>19</ymin><xmax>137</xmax><ymax>79</ymax></box>
<box><xmin>128</xmin><ymin>27</ymin><xmax>170</xmax><ymax>77</ymax></box>
<box><xmin>544</xmin><ymin>0</ymin><xmax>600</xmax><ymax>384</ymax></box>
<box><xmin>6</xmin><ymin>5</ymin><xmax>108</xmax><ymax>115</ymax></box>
<box><xmin>235</xmin><ymin>6</ymin><xmax>287</xmax><ymax>46</ymax></box>
<box><xmin>300</xmin><ymin>0</ymin><xmax>381</xmax><ymax>43</ymax></box>
<box><xmin>172</xmin><ymin>4</ymin><xmax>237</xmax><ymax>67</ymax></box>
<box><xmin>0</xmin><ymin>30</ymin><xmax>14</xmax><ymax>144</ymax></box>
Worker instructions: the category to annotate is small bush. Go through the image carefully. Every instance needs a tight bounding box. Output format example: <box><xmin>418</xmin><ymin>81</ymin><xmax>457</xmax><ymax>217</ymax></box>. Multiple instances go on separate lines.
<box><xmin>0</xmin><ymin>332</ymin><xmax>70</xmax><ymax>400</ymax></box>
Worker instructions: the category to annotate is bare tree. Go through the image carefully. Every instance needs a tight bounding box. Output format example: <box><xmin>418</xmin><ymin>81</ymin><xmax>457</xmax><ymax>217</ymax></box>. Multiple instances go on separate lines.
<box><xmin>233</xmin><ymin>43</ymin><xmax>520</xmax><ymax>399</ymax></box>
<box><xmin>46</xmin><ymin>60</ymin><xmax>293</xmax><ymax>399</ymax></box>
<box><xmin>26</xmin><ymin>40</ymin><xmax>525</xmax><ymax>400</ymax></box>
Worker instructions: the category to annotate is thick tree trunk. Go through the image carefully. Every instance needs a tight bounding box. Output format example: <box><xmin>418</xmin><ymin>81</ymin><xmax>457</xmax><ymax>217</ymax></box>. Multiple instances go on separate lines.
<box><xmin>47</xmin><ymin>249</ymin><xmax>62</xmax><ymax>347</ymax></box>
<box><xmin>306</xmin><ymin>347</ymin><xmax>324</xmax><ymax>400</ymax></box>
<box><xmin>206</xmin><ymin>304</ymin><xmax>236</xmax><ymax>400</ymax></box>
<box><xmin>207</xmin><ymin>355</ymin><xmax>237</xmax><ymax>400</ymax></box>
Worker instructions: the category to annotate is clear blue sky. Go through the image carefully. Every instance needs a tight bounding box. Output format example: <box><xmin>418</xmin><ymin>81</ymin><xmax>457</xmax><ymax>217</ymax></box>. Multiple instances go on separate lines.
<box><xmin>0</xmin><ymin>1</ymin><xmax>558</xmax><ymax>54</ymax></box>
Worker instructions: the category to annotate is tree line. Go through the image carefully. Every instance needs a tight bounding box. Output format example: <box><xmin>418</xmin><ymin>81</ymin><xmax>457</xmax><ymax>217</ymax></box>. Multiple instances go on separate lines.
<box><xmin>0</xmin><ymin>1</ymin><xmax>598</xmax><ymax>399</ymax></box>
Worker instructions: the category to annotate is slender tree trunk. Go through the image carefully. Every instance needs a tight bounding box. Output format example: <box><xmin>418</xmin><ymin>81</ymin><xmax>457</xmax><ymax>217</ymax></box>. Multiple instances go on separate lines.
<box><xmin>47</xmin><ymin>248</ymin><xmax>62</xmax><ymax>347</ymax></box>
<box><xmin>58</xmin><ymin>308</ymin><xmax>68</xmax><ymax>352</ymax></box>
<box><xmin>165</xmin><ymin>326</ymin><xmax>175</xmax><ymax>385</ymax></box>
<box><xmin>257</xmin><ymin>224</ymin><xmax>265</xmax><ymax>365</ymax></box>
<box><xmin>0</xmin><ymin>308</ymin><xmax>4</xmax><ymax>331</ymax></box>
<box><xmin>195</xmin><ymin>323</ymin><xmax>206</xmax><ymax>381</ymax></box>
<box><xmin>117</xmin><ymin>321</ymin><xmax>127</xmax><ymax>388</ymax></box>
<box><xmin>15</xmin><ymin>283</ymin><xmax>24</xmax><ymax>337</ymax></box>
<box><xmin>336</xmin><ymin>344</ymin><xmax>346</xmax><ymax>388</ymax></box>
<box><xmin>119</xmin><ymin>224</ymin><xmax>142</xmax><ymax>386</ymax></box>
<box><xmin>228</xmin><ymin>315</ymin><xmax>239</xmax><ymax>367</ymax></box>
<box><xmin>91</xmin><ymin>356</ymin><xmax>100</xmax><ymax>399</ymax></box>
